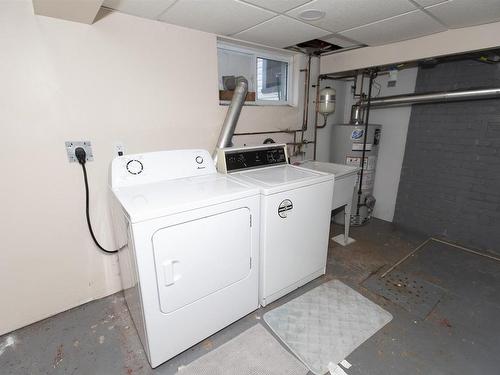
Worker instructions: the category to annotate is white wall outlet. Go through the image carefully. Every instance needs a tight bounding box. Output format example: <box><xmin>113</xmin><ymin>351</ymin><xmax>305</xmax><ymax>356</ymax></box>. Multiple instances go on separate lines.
<box><xmin>65</xmin><ymin>141</ymin><xmax>93</xmax><ymax>163</ymax></box>
<box><xmin>114</xmin><ymin>142</ymin><xmax>126</xmax><ymax>157</ymax></box>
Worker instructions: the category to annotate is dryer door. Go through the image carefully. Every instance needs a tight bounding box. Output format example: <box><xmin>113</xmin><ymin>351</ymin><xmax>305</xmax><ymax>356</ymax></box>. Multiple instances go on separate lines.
<box><xmin>152</xmin><ymin>208</ymin><xmax>252</xmax><ymax>314</ymax></box>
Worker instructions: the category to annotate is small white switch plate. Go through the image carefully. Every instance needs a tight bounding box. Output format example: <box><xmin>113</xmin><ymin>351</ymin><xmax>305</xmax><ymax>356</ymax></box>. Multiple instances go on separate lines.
<box><xmin>114</xmin><ymin>142</ymin><xmax>126</xmax><ymax>157</ymax></box>
<box><xmin>65</xmin><ymin>141</ymin><xmax>93</xmax><ymax>163</ymax></box>
<box><xmin>387</xmin><ymin>69</ymin><xmax>398</xmax><ymax>87</ymax></box>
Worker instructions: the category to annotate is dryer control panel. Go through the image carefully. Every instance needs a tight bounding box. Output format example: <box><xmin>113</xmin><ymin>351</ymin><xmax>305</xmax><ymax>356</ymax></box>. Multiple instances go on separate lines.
<box><xmin>111</xmin><ymin>149</ymin><xmax>215</xmax><ymax>188</ymax></box>
<box><xmin>217</xmin><ymin>144</ymin><xmax>288</xmax><ymax>173</ymax></box>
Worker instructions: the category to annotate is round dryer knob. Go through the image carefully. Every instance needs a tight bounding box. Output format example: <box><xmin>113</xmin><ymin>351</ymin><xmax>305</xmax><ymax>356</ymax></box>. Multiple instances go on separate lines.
<box><xmin>195</xmin><ymin>156</ymin><xmax>204</xmax><ymax>164</ymax></box>
<box><xmin>126</xmin><ymin>159</ymin><xmax>143</xmax><ymax>175</ymax></box>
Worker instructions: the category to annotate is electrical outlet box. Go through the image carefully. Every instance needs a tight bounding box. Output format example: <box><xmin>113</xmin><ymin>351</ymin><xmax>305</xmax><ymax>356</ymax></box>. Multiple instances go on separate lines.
<box><xmin>65</xmin><ymin>141</ymin><xmax>94</xmax><ymax>163</ymax></box>
<box><xmin>114</xmin><ymin>142</ymin><xmax>126</xmax><ymax>157</ymax></box>
<box><xmin>387</xmin><ymin>69</ymin><xmax>398</xmax><ymax>87</ymax></box>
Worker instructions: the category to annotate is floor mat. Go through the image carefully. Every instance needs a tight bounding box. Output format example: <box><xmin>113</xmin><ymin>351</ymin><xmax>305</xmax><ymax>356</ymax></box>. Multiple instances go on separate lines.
<box><xmin>176</xmin><ymin>324</ymin><xmax>308</xmax><ymax>375</ymax></box>
<box><xmin>363</xmin><ymin>270</ymin><xmax>445</xmax><ymax>319</ymax></box>
<box><xmin>263</xmin><ymin>280</ymin><xmax>392</xmax><ymax>375</ymax></box>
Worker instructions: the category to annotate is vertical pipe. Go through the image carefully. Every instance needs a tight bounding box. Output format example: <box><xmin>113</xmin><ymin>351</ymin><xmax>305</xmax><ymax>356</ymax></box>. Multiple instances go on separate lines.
<box><xmin>301</xmin><ymin>55</ymin><xmax>312</xmax><ymax>132</ymax></box>
<box><xmin>312</xmin><ymin>74</ymin><xmax>321</xmax><ymax>160</ymax></box>
<box><xmin>213</xmin><ymin>80</ymin><xmax>248</xmax><ymax>163</ymax></box>
<box><xmin>293</xmin><ymin>131</ymin><xmax>297</xmax><ymax>157</ymax></box>
<box><xmin>356</xmin><ymin>70</ymin><xmax>377</xmax><ymax>216</ymax></box>
<box><xmin>357</xmin><ymin>71</ymin><xmax>365</xmax><ymax>100</ymax></box>
<box><xmin>299</xmin><ymin>55</ymin><xmax>312</xmax><ymax>158</ymax></box>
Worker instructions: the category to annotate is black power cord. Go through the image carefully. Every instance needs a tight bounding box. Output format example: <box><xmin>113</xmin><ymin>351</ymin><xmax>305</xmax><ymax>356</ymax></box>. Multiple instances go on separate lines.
<box><xmin>75</xmin><ymin>147</ymin><xmax>120</xmax><ymax>254</ymax></box>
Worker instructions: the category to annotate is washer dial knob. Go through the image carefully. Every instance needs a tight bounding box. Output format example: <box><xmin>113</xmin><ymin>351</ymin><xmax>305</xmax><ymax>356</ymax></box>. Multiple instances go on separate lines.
<box><xmin>126</xmin><ymin>159</ymin><xmax>143</xmax><ymax>175</ymax></box>
<box><xmin>195</xmin><ymin>156</ymin><xmax>204</xmax><ymax>164</ymax></box>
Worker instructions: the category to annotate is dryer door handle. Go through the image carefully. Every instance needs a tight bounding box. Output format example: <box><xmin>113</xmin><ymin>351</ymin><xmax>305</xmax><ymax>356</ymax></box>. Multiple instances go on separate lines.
<box><xmin>163</xmin><ymin>259</ymin><xmax>180</xmax><ymax>286</ymax></box>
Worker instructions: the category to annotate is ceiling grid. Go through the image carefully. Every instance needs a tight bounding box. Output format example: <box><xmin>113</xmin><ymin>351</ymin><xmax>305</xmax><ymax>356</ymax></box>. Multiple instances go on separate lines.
<box><xmin>102</xmin><ymin>0</ymin><xmax>500</xmax><ymax>49</ymax></box>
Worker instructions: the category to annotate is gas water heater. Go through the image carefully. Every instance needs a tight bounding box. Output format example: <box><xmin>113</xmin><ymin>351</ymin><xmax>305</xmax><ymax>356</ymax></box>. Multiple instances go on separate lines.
<box><xmin>331</xmin><ymin>123</ymin><xmax>382</xmax><ymax>226</ymax></box>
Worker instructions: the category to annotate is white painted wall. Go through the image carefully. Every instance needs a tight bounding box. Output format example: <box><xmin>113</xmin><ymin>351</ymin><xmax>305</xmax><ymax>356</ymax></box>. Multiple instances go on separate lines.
<box><xmin>369</xmin><ymin>69</ymin><xmax>418</xmax><ymax>222</ymax></box>
<box><xmin>0</xmin><ymin>1</ymin><xmax>304</xmax><ymax>335</ymax></box>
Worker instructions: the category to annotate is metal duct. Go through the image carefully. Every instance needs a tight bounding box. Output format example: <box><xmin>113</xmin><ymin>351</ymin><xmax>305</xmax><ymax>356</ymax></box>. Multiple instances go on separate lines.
<box><xmin>361</xmin><ymin>87</ymin><xmax>500</xmax><ymax>108</ymax></box>
<box><xmin>213</xmin><ymin>79</ymin><xmax>248</xmax><ymax>163</ymax></box>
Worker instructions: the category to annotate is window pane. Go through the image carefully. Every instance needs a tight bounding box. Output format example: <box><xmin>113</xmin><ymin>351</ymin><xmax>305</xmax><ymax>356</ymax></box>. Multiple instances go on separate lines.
<box><xmin>257</xmin><ymin>57</ymin><xmax>287</xmax><ymax>101</ymax></box>
<box><xmin>217</xmin><ymin>48</ymin><xmax>254</xmax><ymax>93</ymax></box>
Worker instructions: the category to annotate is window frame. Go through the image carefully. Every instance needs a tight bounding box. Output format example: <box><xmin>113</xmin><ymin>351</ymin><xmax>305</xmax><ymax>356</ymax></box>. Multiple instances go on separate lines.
<box><xmin>217</xmin><ymin>41</ymin><xmax>294</xmax><ymax>107</ymax></box>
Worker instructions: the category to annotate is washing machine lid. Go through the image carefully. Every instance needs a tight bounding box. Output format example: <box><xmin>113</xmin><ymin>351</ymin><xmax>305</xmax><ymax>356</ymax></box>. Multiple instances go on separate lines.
<box><xmin>295</xmin><ymin>161</ymin><xmax>360</xmax><ymax>179</ymax></box>
<box><xmin>233</xmin><ymin>165</ymin><xmax>332</xmax><ymax>195</ymax></box>
<box><xmin>113</xmin><ymin>174</ymin><xmax>258</xmax><ymax>223</ymax></box>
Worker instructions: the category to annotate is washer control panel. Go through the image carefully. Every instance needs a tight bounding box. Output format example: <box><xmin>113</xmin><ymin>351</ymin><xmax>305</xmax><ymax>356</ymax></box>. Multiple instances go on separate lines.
<box><xmin>217</xmin><ymin>144</ymin><xmax>288</xmax><ymax>173</ymax></box>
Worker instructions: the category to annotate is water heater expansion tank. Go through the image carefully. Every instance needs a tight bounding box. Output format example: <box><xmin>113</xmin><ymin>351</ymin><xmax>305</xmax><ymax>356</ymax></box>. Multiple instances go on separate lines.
<box><xmin>318</xmin><ymin>87</ymin><xmax>336</xmax><ymax>116</ymax></box>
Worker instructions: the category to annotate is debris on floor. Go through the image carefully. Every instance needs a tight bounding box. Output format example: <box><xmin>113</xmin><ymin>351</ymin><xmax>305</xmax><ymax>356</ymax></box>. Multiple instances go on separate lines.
<box><xmin>1</xmin><ymin>220</ymin><xmax>500</xmax><ymax>375</ymax></box>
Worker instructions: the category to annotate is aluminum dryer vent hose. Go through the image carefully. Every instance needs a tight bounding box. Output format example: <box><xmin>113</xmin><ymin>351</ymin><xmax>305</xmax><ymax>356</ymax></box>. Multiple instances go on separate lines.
<box><xmin>213</xmin><ymin>79</ymin><xmax>248</xmax><ymax>164</ymax></box>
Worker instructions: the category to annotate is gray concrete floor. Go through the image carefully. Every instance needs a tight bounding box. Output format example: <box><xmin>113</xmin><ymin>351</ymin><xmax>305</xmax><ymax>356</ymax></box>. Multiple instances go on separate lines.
<box><xmin>1</xmin><ymin>219</ymin><xmax>499</xmax><ymax>374</ymax></box>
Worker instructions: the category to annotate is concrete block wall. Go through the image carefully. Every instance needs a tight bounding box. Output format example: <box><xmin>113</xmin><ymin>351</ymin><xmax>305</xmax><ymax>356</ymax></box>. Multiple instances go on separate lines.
<box><xmin>394</xmin><ymin>60</ymin><xmax>500</xmax><ymax>254</ymax></box>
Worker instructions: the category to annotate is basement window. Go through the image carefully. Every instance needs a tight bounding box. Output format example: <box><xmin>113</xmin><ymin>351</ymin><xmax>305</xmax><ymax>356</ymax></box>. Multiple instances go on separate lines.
<box><xmin>217</xmin><ymin>41</ymin><xmax>293</xmax><ymax>106</ymax></box>
<box><xmin>257</xmin><ymin>57</ymin><xmax>288</xmax><ymax>101</ymax></box>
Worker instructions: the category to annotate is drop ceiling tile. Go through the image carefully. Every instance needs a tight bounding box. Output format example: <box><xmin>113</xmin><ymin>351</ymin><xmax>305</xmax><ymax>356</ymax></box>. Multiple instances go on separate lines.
<box><xmin>426</xmin><ymin>0</ymin><xmax>500</xmax><ymax>28</ymax></box>
<box><xmin>411</xmin><ymin>0</ymin><xmax>449</xmax><ymax>7</ymax></box>
<box><xmin>159</xmin><ymin>0</ymin><xmax>276</xmax><ymax>35</ymax></box>
<box><xmin>103</xmin><ymin>0</ymin><xmax>176</xmax><ymax>19</ymax></box>
<box><xmin>320</xmin><ymin>34</ymin><xmax>361</xmax><ymax>48</ymax></box>
<box><xmin>286</xmin><ymin>0</ymin><xmax>416</xmax><ymax>32</ymax></box>
<box><xmin>232</xmin><ymin>15</ymin><xmax>331</xmax><ymax>48</ymax></box>
<box><xmin>412</xmin><ymin>0</ymin><xmax>453</xmax><ymax>7</ymax></box>
<box><xmin>241</xmin><ymin>0</ymin><xmax>313</xmax><ymax>13</ymax></box>
<box><xmin>340</xmin><ymin>10</ymin><xmax>447</xmax><ymax>46</ymax></box>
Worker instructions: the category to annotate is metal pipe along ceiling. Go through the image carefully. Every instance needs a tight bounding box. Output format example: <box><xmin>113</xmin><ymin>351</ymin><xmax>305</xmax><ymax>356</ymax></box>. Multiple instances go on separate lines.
<box><xmin>361</xmin><ymin>87</ymin><xmax>500</xmax><ymax>108</ymax></box>
<box><xmin>213</xmin><ymin>80</ymin><xmax>248</xmax><ymax>163</ymax></box>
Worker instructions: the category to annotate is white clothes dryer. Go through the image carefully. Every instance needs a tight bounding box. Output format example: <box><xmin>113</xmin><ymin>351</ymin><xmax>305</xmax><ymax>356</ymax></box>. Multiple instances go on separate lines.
<box><xmin>110</xmin><ymin>149</ymin><xmax>260</xmax><ymax>368</ymax></box>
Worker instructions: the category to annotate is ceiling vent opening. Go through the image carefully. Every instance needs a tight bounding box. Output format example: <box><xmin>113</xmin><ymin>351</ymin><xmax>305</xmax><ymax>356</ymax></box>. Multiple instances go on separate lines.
<box><xmin>286</xmin><ymin>39</ymin><xmax>343</xmax><ymax>56</ymax></box>
<box><xmin>298</xmin><ymin>10</ymin><xmax>326</xmax><ymax>21</ymax></box>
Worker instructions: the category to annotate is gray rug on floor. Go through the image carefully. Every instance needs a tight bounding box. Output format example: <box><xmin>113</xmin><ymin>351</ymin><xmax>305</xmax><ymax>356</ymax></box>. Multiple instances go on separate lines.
<box><xmin>264</xmin><ymin>280</ymin><xmax>393</xmax><ymax>375</ymax></box>
<box><xmin>176</xmin><ymin>324</ymin><xmax>308</xmax><ymax>375</ymax></box>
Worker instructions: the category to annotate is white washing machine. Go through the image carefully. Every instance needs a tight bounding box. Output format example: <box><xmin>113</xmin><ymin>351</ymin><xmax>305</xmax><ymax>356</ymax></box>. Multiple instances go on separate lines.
<box><xmin>110</xmin><ymin>150</ymin><xmax>260</xmax><ymax>368</ymax></box>
<box><xmin>217</xmin><ymin>144</ymin><xmax>334</xmax><ymax>306</ymax></box>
